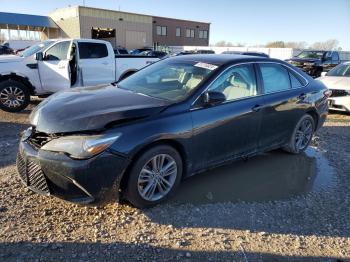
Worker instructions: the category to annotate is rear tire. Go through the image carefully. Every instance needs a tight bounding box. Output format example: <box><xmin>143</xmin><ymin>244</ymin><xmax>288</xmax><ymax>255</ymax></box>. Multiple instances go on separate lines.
<box><xmin>0</xmin><ymin>80</ymin><xmax>30</xmax><ymax>112</ymax></box>
<box><xmin>125</xmin><ymin>145</ymin><xmax>183</xmax><ymax>208</ymax></box>
<box><xmin>283</xmin><ymin>114</ymin><xmax>315</xmax><ymax>154</ymax></box>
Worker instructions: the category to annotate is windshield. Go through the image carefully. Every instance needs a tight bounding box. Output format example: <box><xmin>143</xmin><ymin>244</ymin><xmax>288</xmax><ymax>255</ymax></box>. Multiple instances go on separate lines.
<box><xmin>21</xmin><ymin>41</ymin><xmax>54</xmax><ymax>57</ymax></box>
<box><xmin>118</xmin><ymin>60</ymin><xmax>218</xmax><ymax>101</ymax></box>
<box><xmin>296</xmin><ymin>51</ymin><xmax>325</xmax><ymax>59</ymax></box>
<box><xmin>326</xmin><ymin>64</ymin><xmax>350</xmax><ymax>77</ymax></box>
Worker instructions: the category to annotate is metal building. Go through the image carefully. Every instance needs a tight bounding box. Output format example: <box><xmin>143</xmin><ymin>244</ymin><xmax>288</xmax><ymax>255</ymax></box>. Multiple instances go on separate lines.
<box><xmin>1</xmin><ymin>6</ymin><xmax>210</xmax><ymax>49</ymax></box>
<box><xmin>49</xmin><ymin>6</ymin><xmax>154</xmax><ymax>49</ymax></box>
<box><xmin>49</xmin><ymin>6</ymin><xmax>210</xmax><ymax>49</ymax></box>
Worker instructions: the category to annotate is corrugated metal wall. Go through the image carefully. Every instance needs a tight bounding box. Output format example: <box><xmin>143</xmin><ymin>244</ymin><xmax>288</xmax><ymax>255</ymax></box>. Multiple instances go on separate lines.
<box><xmin>79</xmin><ymin>7</ymin><xmax>152</xmax><ymax>48</ymax></box>
<box><xmin>49</xmin><ymin>7</ymin><xmax>81</xmax><ymax>38</ymax></box>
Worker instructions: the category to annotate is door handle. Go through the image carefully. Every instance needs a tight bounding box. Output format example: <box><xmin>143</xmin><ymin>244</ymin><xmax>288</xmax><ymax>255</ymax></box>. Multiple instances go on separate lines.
<box><xmin>58</xmin><ymin>65</ymin><xmax>66</xmax><ymax>69</ymax></box>
<box><xmin>102</xmin><ymin>62</ymin><xmax>109</xmax><ymax>65</ymax></box>
<box><xmin>298</xmin><ymin>93</ymin><xmax>307</xmax><ymax>100</ymax></box>
<box><xmin>251</xmin><ymin>104</ymin><xmax>264</xmax><ymax>112</ymax></box>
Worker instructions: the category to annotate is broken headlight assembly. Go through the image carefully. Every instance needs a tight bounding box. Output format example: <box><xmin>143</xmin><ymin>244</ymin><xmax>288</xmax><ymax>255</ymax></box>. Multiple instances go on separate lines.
<box><xmin>41</xmin><ymin>133</ymin><xmax>122</xmax><ymax>159</ymax></box>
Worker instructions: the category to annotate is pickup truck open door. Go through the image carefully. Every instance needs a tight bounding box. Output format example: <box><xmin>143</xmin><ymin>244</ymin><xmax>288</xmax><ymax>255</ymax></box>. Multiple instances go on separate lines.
<box><xmin>77</xmin><ymin>41</ymin><xmax>115</xmax><ymax>86</ymax></box>
<box><xmin>37</xmin><ymin>40</ymin><xmax>71</xmax><ymax>93</ymax></box>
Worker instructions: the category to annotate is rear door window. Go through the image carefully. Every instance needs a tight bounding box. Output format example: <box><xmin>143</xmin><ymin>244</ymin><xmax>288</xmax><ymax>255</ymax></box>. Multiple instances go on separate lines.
<box><xmin>259</xmin><ymin>63</ymin><xmax>291</xmax><ymax>93</ymax></box>
<box><xmin>78</xmin><ymin>42</ymin><xmax>108</xmax><ymax>59</ymax></box>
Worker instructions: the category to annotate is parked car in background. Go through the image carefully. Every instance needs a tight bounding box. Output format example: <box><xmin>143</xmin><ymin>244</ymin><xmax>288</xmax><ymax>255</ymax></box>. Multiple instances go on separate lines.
<box><xmin>317</xmin><ymin>62</ymin><xmax>350</xmax><ymax>112</ymax></box>
<box><xmin>286</xmin><ymin>50</ymin><xmax>344</xmax><ymax>78</ymax></box>
<box><xmin>176</xmin><ymin>50</ymin><xmax>215</xmax><ymax>56</ymax></box>
<box><xmin>130</xmin><ymin>48</ymin><xmax>153</xmax><ymax>55</ymax></box>
<box><xmin>222</xmin><ymin>51</ymin><xmax>269</xmax><ymax>58</ymax></box>
<box><xmin>139</xmin><ymin>50</ymin><xmax>169</xmax><ymax>59</ymax></box>
<box><xmin>175</xmin><ymin>50</ymin><xmax>196</xmax><ymax>56</ymax></box>
<box><xmin>0</xmin><ymin>45</ymin><xmax>14</xmax><ymax>55</ymax></box>
<box><xmin>114</xmin><ymin>47</ymin><xmax>129</xmax><ymax>55</ymax></box>
<box><xmin>16</xmin><ymin>55</ymin><xmax>329</xmax><ymax>208</ymax></box>
<box><xmin>195</xmin><ymin>49</ymin><xmax>215</xmax><ymax>54</ymax></box>
<box><xmin>0</xmin><ymin>39</ymin><xmax>159</xmax><ymax>112</ymax></box>
<box><xmin>3</xmin><ymin>40</ymin><xmax>40</xmax><ymax>53</ymax></box>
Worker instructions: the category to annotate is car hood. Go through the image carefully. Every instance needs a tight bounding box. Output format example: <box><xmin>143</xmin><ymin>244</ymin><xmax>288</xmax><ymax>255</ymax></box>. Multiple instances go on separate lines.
<box><xmin>317</xmin><ymin>76</ymin><xmax>350</xmax><ymax>90</ymax></box>
<box><xmin>0</xmin><ymin>55</ymin><xmax>24</xmax><ymax>63</ymax></box>
<box><xmin>30</xmin><ymin>84</ymin><xmax>169</xmax><ymax>134</ymax></box>
<box><xmin>287</xmin><ymin>58</ymin><xmax>320</xmax><ymax>63</ymax></box>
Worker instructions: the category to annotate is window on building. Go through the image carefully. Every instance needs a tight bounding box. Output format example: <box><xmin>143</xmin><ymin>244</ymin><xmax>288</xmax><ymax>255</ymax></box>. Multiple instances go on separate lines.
<box><xmin>199</xmin><ymin>30</ymin><xmax>208</xmax><ymax>39</ymax></box>
<box><xmin>78</xmin><ymin>42</ymin><xmax>108</xmax><ymax>59</ymax></box>
<box><xmin>204</xmin><ymin>30</ymin><xmax>208</xmax><ymax>39</ymax></box>
<box><xmin>186</xmin><ymin>29</ymin><xmax>195</xmax><ymax>38</ymax></box>
<box><xmin>176</xmin><ymin>27</ymin><xmax>181</xmax><ymax>37</ymax></box>
<box><xmin>156</xmin><ymin>26</ymin><xmax>167</xmax><ymax>36</ymax></box>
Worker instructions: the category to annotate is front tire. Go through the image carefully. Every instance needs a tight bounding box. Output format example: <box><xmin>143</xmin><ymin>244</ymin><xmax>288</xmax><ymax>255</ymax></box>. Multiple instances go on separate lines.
<box><xmin>125</xmin><ymin>145</ymin><xmax>183</xmax><ymax>208</ymax></box>
<box><xmin>283</xmin><ymin>114</ymin><xmax>315</xmax><ymax>154</ymax></box>
<box><xmin>0</xmin><ymin>80</ymin><xmax>30</xmax><ymax>112</ymax></box>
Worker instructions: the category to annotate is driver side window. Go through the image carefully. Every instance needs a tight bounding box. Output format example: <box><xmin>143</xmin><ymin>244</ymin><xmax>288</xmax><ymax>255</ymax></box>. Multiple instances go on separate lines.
<box><xmin>44</xmin><ymin>41</ymin><xmax>70</xmax><ymax>61</ymax></box>
<box><xmin>208</xmin><ymin>64</ymin><xmax>257</xmax><ymax>101</ymax></box>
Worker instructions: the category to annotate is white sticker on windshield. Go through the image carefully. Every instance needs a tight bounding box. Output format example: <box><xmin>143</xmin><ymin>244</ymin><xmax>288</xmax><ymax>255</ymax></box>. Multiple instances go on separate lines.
<box><xmin>194</xmin><ymin>62</ymin><xmax>218</xmax><ymax>71</ymax></box>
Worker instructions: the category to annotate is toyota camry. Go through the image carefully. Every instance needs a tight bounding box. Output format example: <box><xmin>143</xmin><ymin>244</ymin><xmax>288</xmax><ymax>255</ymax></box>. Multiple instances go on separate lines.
<box><xmin>17</xmin><ymin>55</ymin><xmax>329</xmax><ymax>208</ymax></box>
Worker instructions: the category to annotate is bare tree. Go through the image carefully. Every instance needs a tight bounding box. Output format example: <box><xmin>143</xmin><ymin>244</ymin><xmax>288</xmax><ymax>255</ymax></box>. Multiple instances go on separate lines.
<box><xmin>310</xmin><ymin>39</ymin><xmax>340</xmax><ymax>50</ymax></box>
<box><xmin>284</xmin><ymin>41</ymin><xmax>307</xmax><ymax>49</ymax></box>
<box><xmin>215</xmin><ymin>40</ymin><xmax>227</xmax><ymax>47</ymax></box>
<box><xmin>265</xmin><ymin>41</ymin><xmax>285</xmax><ymax>48</ymax></box>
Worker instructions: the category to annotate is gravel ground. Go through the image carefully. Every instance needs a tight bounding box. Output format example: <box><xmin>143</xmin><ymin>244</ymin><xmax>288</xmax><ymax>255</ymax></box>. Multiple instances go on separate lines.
<box><xmin>0</xmin><ymin>101</ymin><xmax>350</xmax><ymax>262</ymax></box>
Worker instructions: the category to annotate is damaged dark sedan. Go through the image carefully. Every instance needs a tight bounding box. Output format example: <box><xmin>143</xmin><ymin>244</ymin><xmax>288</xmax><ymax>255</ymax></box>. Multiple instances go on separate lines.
<box><xmin>17</xmin><ymin>55</ymin><xmax>329</xmax><ymax>208</ymax></box>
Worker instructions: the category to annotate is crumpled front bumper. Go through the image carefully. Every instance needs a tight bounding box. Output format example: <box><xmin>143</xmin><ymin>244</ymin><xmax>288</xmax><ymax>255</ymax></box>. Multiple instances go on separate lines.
<box><xmin>16</xmin><ymin>139</ymin><xmax>129</xmax><ymax>205</ymax></box>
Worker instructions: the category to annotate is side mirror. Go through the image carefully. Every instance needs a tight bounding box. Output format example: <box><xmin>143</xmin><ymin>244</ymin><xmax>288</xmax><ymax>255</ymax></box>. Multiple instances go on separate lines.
<box><xmin>35</xmin><ymin>52</ymin><xmax>43</xmax><ymax>61</ymax></box>
<box><xmin>203</xmin><ymin>91</ymin><xmax>226</xmax><ymax>106</ymax></box>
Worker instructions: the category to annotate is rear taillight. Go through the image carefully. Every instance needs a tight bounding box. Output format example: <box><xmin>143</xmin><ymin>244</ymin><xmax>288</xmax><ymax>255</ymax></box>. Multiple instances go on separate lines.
<box><xmin>323</xmin><ymin>89</ymin><xmax>332</xmax><ymax>98</ymax></box>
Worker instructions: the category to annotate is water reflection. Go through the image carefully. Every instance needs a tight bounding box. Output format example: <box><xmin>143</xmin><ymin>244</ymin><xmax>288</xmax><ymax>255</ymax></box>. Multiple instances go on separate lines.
<box><xmin>171</xmin><ymin>147</ymin><xmax>334</xmax><ymax>204</ymax></box>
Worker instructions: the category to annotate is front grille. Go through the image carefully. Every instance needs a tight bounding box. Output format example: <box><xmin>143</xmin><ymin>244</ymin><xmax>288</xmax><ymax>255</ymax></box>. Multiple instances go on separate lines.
<box><xmin>27</xmin><ymin>130</ymin><xmax>51</xmax><ymax>149</ymax></box>
<box><xmin>330</xmin><ymin>89</ymin><xmax>349</xmax><ymax>97</ymax></box>
<box><xmin>16</xmin><ymin>153</ymin><xmax>50</xmax><ymax>195</ymax></box>
<box><xmin>16</xmin><ymin>152</ymin><xmax>27</xmax><ymax>183</ymax></box>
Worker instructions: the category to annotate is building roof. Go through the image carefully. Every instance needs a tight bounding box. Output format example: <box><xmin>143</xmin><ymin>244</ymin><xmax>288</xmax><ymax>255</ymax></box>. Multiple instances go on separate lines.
<box><xmin>0</xmin><ymin>12</ymin><xmax>58</xmax><ymax>28</ymax></box>
<box><xmin>53</xmin><ymin>5</ymin><xmax>210</xmax><ymax>25</ymax></box>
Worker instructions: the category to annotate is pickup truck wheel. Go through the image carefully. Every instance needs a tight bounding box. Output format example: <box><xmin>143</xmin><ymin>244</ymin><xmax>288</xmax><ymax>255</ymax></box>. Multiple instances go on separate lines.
<box><xmin>0</xmin><ymin>80</ymin><xmax>30</xmax><ymax>112</ymax></box>
<box><xmin>125</xmin><ymin>145</ymin><xmax>183</xmax><ymax>208</ymax></box>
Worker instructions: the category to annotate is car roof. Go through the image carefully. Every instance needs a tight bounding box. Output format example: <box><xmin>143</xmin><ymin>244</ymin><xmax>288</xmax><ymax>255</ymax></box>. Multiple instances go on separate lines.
<box><xmin>168</xmin><ymin>54</ymin><xmax>272</xmax><ymax>66</ymax></box>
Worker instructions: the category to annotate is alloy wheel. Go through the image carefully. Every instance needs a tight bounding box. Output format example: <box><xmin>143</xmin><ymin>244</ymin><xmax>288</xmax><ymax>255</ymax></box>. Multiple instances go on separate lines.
<box><xmin>137</xmin><ymin>154</ymin><xmax>178</xmax><ymax>201</ymax></box>
<box><xmin>295</xmin><ymin>118</ymin><xmax>313</xmax><ymax>150</ymax></box>
<box><xmin>0</xmin><ymin>86</ymin><xmax>25</xmax><ymax>108</ymax></box>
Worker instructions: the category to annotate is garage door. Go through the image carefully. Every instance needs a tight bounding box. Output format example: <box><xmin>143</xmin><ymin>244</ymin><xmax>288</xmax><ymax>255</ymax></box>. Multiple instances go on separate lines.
<box><xmin>126</xmin><ymin>31</ymin><xmax>147</xmax><ymax>49</ymax></box>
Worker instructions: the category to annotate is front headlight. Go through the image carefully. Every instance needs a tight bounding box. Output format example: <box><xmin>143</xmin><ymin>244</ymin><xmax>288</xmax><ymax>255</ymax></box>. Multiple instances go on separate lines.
<box><xmin>41</xmin><ymin>133</ymin><xmax>122</xmax><ymax>159</ymax></box>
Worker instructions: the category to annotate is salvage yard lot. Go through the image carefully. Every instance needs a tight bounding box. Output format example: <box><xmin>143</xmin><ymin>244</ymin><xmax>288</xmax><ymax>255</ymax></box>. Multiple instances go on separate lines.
<box><xmin>0</xmin><ymin>101</ymin><xmax>350</xmax><ymax>261</ymax></box>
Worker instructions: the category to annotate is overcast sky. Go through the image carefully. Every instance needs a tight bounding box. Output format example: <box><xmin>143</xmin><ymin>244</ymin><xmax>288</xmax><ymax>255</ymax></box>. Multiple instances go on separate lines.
<box><xmin>1</xmin><ymin>0</ymin><xmax>350</xmax><ymax>49</ymax></box>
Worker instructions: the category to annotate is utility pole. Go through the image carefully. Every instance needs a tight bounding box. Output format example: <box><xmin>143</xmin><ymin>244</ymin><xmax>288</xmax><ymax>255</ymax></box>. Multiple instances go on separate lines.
<box><xmin>83</xmin><ymin>0</ymin><xmax>86</xmax><ymax>6</ymax></box>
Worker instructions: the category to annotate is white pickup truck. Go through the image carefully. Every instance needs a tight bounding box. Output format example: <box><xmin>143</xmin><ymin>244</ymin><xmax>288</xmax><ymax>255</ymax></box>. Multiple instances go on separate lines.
<box><xmin>0</xmin><ymin>39</ymin><xmax>159</xmax><ymax>112</ymax></box>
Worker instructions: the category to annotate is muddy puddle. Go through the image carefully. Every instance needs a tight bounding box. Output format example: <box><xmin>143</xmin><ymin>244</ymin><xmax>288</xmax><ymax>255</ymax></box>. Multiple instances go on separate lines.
<box><xmin>170</xmin><ymin>147</ymin><xmax>335</xmax><ymax>205</ymax></box>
